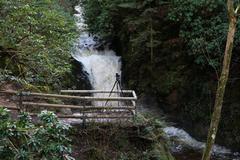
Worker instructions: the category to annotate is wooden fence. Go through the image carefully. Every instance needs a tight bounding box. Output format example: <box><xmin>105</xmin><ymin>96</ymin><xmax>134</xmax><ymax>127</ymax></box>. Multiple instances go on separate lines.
<box><xmin>0</xmin><ymin>90</ymin><xmax>137</xmax><ymax>123</ymax></box>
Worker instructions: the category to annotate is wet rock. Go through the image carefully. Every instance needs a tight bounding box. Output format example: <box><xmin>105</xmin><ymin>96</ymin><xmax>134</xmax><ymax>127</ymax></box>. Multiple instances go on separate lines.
<box><xmin>71</xmin><ymin>58</ymin><xmax>92</xmax><ymax>90</ymax></box>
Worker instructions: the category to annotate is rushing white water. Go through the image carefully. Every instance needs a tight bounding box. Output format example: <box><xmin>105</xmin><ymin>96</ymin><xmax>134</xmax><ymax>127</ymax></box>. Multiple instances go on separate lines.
<box><xmin>73</xmin><ymin>50</ymin><xmax>121</xmax><ymax>92</ymax></box>
<box><xmin>64</xmin><ymin>5</ymin><xmax>122</xmax><ymax>123</ymax></box>
<box><xmin>163</xmin><ymin>127</ymin><xmax>240</xmax><ymax>159</ymax></box>
<box><xmin>138</xmin><ymin>99</ymin><xmax>240</xmax><ymax>159</ymax></box>
<box><xmin>73</xmin><ymin>6</ymin><xmax>121</xmax><ymax>104</ymax></box>
<box><xmin>164</xmin><ymin>127</ymin><xmax>229</xmax><ymax>154</ymax></box>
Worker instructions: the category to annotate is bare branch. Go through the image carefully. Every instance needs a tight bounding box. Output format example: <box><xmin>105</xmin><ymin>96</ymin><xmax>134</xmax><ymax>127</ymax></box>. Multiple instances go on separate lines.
<box><xmin>235</xmin><ymin>4</ymin><xmax>240</xmax><ymax>14</ymax></box>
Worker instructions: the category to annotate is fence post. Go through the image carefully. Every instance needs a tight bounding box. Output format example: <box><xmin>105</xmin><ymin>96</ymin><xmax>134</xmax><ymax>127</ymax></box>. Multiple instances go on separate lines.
<box><xmin>18</xmin><ymin>92</ymin><xmax>23</xmax><ymax>112</ymax></box>
<box><xmin>82</xmin><ymin>104</ymin><xmax>86</xmax><ymax>128</ymax></box>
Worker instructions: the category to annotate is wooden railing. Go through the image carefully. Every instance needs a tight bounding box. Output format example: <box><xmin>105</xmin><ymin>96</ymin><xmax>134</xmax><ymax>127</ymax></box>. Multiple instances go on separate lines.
<box><xmin>0</xmin><ymin>90</ymin><xmax>137</xmax><ymax>123</ymax></box>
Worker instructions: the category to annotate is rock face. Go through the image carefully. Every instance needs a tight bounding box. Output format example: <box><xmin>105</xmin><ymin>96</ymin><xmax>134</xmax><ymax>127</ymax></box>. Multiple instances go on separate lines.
<box><xmin>71</xmin><ymin>58</ymin><xmax>92</xmax><ymax>91</ymax></box>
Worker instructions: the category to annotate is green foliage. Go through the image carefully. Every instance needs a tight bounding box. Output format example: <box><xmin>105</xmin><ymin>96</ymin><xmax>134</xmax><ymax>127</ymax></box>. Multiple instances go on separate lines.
<box><xmin>80</xmin><ymin>0</ymin><xmax>240</xmax><ymax>108</ymax></box>
<box><xmin>81</xmin><ymin>0</ymin><xmax>162</xmax><ymax>59</ymax></box>
<box><xmin>80</xmin><ymin>0</ymin><xmax>124</xmax><ymax>37</ymax></box>
<box><xmin>0</xmin><ymin>0</ymin><xmax>78</xmax><ymax>89</ymax></box>
<box><xmin>168</xmin><ymin>0</ymin><xmax>240</xmax><ymax>68</ymax></box>
<box><xmin>80</xmin><ymin>0</ymin><xmax>178</xmax><ymax>94</ymax></box>
<box><xmin>0</xmin><ymin>108</ymin><xmax>74</xmax><ymax>160</ymax></box>
<box><xmin>134</xmin><ymin>114</ymin><xmax>174</xmax><ymax>160</ymax></box>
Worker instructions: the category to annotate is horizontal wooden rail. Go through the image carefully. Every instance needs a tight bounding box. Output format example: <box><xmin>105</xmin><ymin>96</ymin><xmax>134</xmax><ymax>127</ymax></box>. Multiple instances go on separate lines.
<box><xmin>55</xmin><ymin>115</ymin><xmax>133</xmax><ymax>119</ymax></box>
<box><xmin>0</xmin><ymin>91</ymin><xmax>137</xmax><ymax>101</ymax></box>
<box><xmin>61</xmin><ymin>90</ymin><xmax>134</xmax><ymax>94</ymax></box>
<box><xmin>29</xmin><ymin>113</ymin><xmax>132</xmax><ymax>119</ymax></box>
<box><xmin>0</xmin><ymin>90</ymin><xmax>137</xmax><ymax>123</ymax></box>
<box><xmin>0</xmin><ymin>90</ymin><xmax>22</xmax><ymax>95</ymax></box>
<box><xmin>74</xmin><ymin>110</ymin><xmax>133</xmax><ymax>114</ymax></box>
<box><xmin>23</xmin><ymin>102</ymin><xmax>135</xmax><ymax>110</ymax></box>
<box><xmin>1</xmin><ymin>106</ymin><xmax>19</xmax><ymax>110</ymax></box>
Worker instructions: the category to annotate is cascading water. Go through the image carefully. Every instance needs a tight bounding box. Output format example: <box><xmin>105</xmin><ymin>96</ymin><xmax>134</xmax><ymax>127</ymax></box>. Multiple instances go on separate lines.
<box><xmin>64</xmin><ymin>5</ymin><xmax>122</xmax><ymax>124</ymax></box>
<box><xmin>72</xmin><ymin>4</ymin><xmax>240</xmax><ymax>160</ymax></box>
<box><xmin>73</xmin><ymin>6</ymin><xmax>121</xmax><ymax>104</ymax></box>
<box><xmin>164</xmin><ymin>127</ymin><xmax>240</xmax><ymax>160</ymax></box>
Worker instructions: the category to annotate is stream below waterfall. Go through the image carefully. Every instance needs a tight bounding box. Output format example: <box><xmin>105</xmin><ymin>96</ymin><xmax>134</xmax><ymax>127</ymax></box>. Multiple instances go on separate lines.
<box><xmin>72</xmin><ymin>5</ymin><xmax>240</xmax><ymax>160</ymax></box>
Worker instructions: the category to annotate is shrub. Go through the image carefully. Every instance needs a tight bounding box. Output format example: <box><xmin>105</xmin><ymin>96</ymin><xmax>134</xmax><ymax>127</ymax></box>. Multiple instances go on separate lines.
<box><xmin>0</xmin><ymin>107</ymin><xmax>74</xmax><ymax>160</ymax></box>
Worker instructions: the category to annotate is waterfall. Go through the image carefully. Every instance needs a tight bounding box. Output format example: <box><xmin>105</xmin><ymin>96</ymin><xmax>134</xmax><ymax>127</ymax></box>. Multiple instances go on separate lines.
<box><xmin>73</xmin><ymin>6</ymin><xmax>121</xmax><ymax>97</ymax></box>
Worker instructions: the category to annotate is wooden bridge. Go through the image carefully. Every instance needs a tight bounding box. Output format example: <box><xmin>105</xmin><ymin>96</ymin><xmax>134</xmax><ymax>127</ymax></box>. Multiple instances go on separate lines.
<box><xmin>0</xmin><ymin>90</ymin><xmax>137</xmax><ymax>123</ymax></box>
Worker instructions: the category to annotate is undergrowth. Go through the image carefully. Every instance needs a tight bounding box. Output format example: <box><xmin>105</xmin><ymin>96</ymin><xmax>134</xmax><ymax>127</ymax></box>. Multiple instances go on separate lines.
<box><xmin>0</xmin><ymin>107</ymin><xmax>74</xmax><ymax>160</ymax></box>
<box><xmin>71</xmin><ymin>114</ymin><xmax>174</xmax><ymax>160</ymax></box>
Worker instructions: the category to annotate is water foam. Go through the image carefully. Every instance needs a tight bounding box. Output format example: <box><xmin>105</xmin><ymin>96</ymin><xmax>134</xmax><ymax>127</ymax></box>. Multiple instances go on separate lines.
<box><xmin>73</xmin><ymin>6</ymin><xmax>121</xmax><ymax>106</ymax></box>
<box><xmin>163</xmin><ymin>126</ymin><xmax>240</xmax><ymax>159</ymax></box>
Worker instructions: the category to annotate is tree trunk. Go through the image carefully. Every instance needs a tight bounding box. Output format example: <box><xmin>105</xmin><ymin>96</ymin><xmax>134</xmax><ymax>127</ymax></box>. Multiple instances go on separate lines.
<box><xmin>201</xmin><ymin>1</ymin><xmax>237</xmax><ymax>160</ymax></box>
<box><xmin>150</xmin><ymin>18</ymin><xmax>154</xmax><ymax>64</ymax></box>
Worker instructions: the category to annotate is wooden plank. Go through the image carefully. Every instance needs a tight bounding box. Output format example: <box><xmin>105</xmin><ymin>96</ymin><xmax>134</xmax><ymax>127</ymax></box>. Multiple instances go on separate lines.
<box><xmin>29</xmin><ymin>113</ymin><xmax>132</xmax><ymax>119</ymax></box>
<box><xmin>0</xmin><ymin>90</ymin><xmax>17</xmax><ymax>94</ymax></box>
<box><xmin>1</xmin><ymin>106</ymin><xmax>19</xmax><ymax>110</ymax></box>
<box><xmin>57</xmin><ymin>115</ymin><xmax>133</xmax><ymax>119</ymax></box>
<box><xmin>0</xmin><ymin>90</ymin><xmax>137</xmax><ymax>101</ymax></box>
<box><xmin>81</xmin><ymin>111</ymin><xmax>133</xmax><ymax>114</ymax></box>
<box><xmin>34</xmin><ymin>93</ymin><xmax>136</xmax><ymax>101</ymax></box>
<box><xmin>61</xmin><ymin>90</ymin><xmax>134</xmax><ymax>94</ymax></box>
<box><xmin>131</xmin><ymin>100</ymin><xmax>136</xmax><ymax>115</ymax></box>
<box><xmin>132</xmin><ymin>91</ymin><xmax>137</xmax><ymax>99</ymax></box>
<box><xmin>131</xmin><ymin>100</ymin><xmax>136</xmax><ymax>107</ymax></box>
<box><xmin>1</xmin><ymin>91</ymin><xmax>136</xmax><ymax>101</ymax></box>
<box><xmin>22</xmin><ymin>102</ymin><xmax>135</xmax><ymax>110</ymax></box>
<box><xmin>32</xmin><ymin>93</ymin><xmax>137</xmax><ymax>101</ymax></box>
